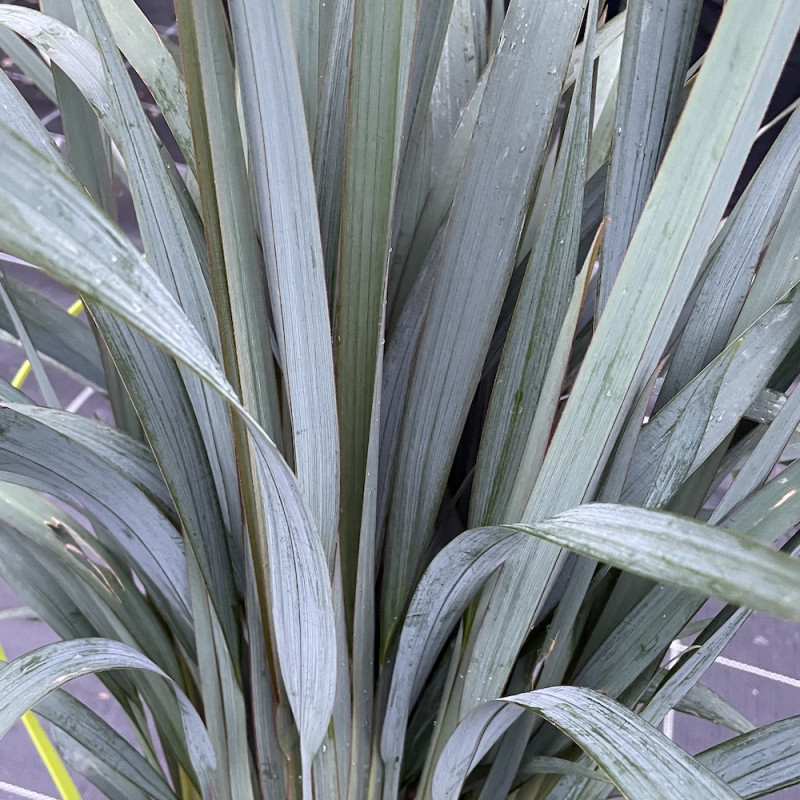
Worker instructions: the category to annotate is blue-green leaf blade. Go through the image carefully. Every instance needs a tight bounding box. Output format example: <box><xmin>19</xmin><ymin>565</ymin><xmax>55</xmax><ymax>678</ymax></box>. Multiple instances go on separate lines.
<box><xmin>434</xmin><ymin>687</ymin><xmax>740</xmax><ymax>800</ymax></box>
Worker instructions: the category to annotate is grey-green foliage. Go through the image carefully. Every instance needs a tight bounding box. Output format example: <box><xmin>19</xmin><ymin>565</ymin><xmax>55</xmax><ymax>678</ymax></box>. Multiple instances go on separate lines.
<box><xmin>0</xmin><ymin>0</ymin><xmax>800</xmax><ymax>799</ymax></box>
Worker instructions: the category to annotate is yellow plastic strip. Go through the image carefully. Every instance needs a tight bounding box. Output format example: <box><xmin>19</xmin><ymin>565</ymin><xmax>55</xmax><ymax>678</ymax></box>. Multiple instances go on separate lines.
<box><xmin>66</xmin><ymin>299</ymin><xmax>84</xmax><ymax>317</ymax></box>
<box><xmin>10</xmin><ymin>359</ymin><xmax>32</xmax><ymax>389</ymax></box>
<box><xmin>0</xmin><ymin>642</ymin><xmax>82</xmax><ymax>800</ymax></box>
<box><xmin>10</xmin><ymin>299</ymin><xmax>84</xmax><ymax>390</ymax></box>
<box><xmin>6</xmin><ymin>303</ymin><xmax>86</xmax><ymax>796</ymax></box>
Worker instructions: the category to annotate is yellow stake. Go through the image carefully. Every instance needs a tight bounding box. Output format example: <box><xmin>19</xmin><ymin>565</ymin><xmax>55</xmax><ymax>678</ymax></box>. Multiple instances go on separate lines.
<box><xmin>11</xmin><ymin>299</ymin><xmax>84</xmax><ymax>389</ymax></box>
<box><xmin>0</xmin><ymin>641</ymin><xmax>82</xmax><ymax>800</ymax></box>
<box><xmin>5</xmin><ymin>296</ymin><xmax>85</xmax><ymax>798</ymax></box>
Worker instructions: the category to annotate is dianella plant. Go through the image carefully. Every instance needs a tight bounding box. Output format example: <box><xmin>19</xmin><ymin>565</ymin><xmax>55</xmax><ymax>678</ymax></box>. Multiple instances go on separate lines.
<box><xmin>1</xmin><ymin>0</ymin><xmax>800</xmax><ymax>797</ymax></box>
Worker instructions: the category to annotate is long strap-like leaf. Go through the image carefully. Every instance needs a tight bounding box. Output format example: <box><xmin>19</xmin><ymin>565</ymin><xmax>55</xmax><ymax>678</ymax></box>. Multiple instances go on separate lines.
<box><xmin>0</xmin><ymin>120</ymin><xmax>338</xmax><ymax>795</ymax></box>
<box><xmin>434</xmin><ymin>687</ymin><xmax>739</xmax><ymax>800</ymax></box>
<box><xmin>335</xmin><ymin>0</ymin><xmax>418</xmax><ymax>620</ymax></box>
<box><xmin>449</xmin><ymin>0</ymin><xmax>800</xmax><ymax>729</ymax></box>
<box><xmin>229</xmin><ymin>0</ymin><xmax>340</xmax><ymax>569</ymax></box>
<box><xmin>381</xmin><ymin>0</ymin><xmax>588</xmax><ymax>654</ymax></box>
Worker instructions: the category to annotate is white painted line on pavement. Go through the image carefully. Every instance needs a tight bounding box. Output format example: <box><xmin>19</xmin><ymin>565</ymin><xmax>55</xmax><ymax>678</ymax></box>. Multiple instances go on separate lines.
<box><xmin>0</xmin><ymin>781</ymin><xmax>59</xmax><ymax>800</ymax></box>
<box><xmin>672</xmin><ymin>640</ymin><xmax>800</xmax><ymax>689</ymax></box>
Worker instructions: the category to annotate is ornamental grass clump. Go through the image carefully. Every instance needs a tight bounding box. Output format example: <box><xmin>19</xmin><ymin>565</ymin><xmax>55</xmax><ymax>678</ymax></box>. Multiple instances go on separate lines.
<box><xmin>1</xmin><ymin>0</ymin><xmax>800</xmax><ymax>798</ymax></box>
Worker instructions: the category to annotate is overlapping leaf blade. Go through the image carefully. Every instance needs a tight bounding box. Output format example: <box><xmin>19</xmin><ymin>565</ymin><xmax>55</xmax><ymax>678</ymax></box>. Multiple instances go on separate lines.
<box><xmin>0</xmin><ymin>25</ymin><xmax>56</xmax><ymax>101</ymax></box>
<box><xmin>696</xmin><ymin>716</ymin><xmax>800</xmax><ymax>798</ymax></box>
<box><xmin>4</xmin><ymin>1</ymin><xmax>800</xmax><ymax>798</ymax></box>
<box><xmin>0</xmin><ymin>116</ymin><xmax>337</xmax><ymax>791</ymax></box>
<box><xmin>512</xmin><ymin>504</ymin><xmax>800</xmax><ymax>623</ymax></box>
<box><xmin>448</xmin><ymin>0</ymin><xmax>800</xmax><ymax>726</ymax></box>
<box><xmin>348</xmin><ymin>271</ymin><xmax>389</xmax><ymax>799</ymax></box>
<box><xmin>335</xmin><ymin>0</ymin><xmax>417</xmax><ymax>615</ymax></box>
<box><xmin>312</xmin><ymin>0</ymin><xmax>353</xmax><ymax>308</ymax></box>
<box><xmin>641</xmin><ymin>671</ymin><xmax>754</xmax><ymax>734</ymax></box>
<box><xmin>0</xmin><ymin>275</ymin><xmax>105</xmax><ymax>390</ymax></box>
<box><xmin>246</xmin><ymin>429</ymin><xmax>337</xmax><ymax>787</ymax></box>
<box><xmin>175</xmin><ymin>0</ymin><xmax>281</xmax><ymax>442</ymax></box>
<box><xmin>623</xmin><ymin>283</ymin><xmax>800</xmax><ymax>506</ymax></box>
<box><xmin>0</xmin><ymin>405</ymin><xmax>192</xmax><ymax>637</ymax></box>
<box><xmin>597</xmin><ymin>0</ymin><xmax>702</xmax><ymax>314</ymax></box>
<box><xmin>6</xmin><ymin>404</ymin><xmax>173</xmax><ymax>511</ymax></box>
<box><xmin>228</xmin><ymin>0</ymin><xmax>340</xmax><ymax>565</ymax></box>
<box><xmin>93</xmin><ymin>0</ymin><xmax>195</xmax><ymax>170</ymax></box>
<box><xmin>39</xmin><ymin>690</ymin><xmax>178</xmax><ymax>800</ymax></box>
<box><xmin>381</xmin><ymin>528</ymin><xmax>526</xmax><ymax>794</ymax></box>
<box><xmin>0</xmin><ymin>482</ymin><xmax>185</xmax><ymax>675</ymax></box>
<box><xmin>382</xmin><ymin>0</ymin><xmax>588</xmax><ymax>650</ymax></box>
<box><xmin>0</xmin><ymin>122</ymin><xmax>235</xmax><ymax>403</ymax></box>
<box><xmin>434</xmin><ymin>687</ymin><xmax>739</xmax><ymax>800</ymax></box>
<box><xmin>658</xmin><ymin>105</ymin><xmax>800</xmax><ymax>407</ymax></box>
<box><xmin>471</xmin><ymin>0</ymin><xmax>597</xmax><ymax>526</ymax></box>
<box><xmin>0</xmin><ymin>639</ymin><xmax>216</xmax><ymax>796</ymax></box>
